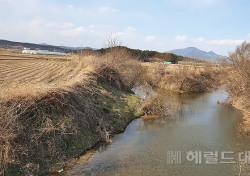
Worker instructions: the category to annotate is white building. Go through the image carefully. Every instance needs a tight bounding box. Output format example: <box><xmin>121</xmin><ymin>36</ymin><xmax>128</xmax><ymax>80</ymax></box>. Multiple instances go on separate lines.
<box><xmin>22</xmin><ymin>48</ymin><xmax>37</xmax><ymax>54</ymax></box>
<box><xmin>22</xmin><ymin>48</ymin><xmax>66</xmax><ymax>56</ymax></box>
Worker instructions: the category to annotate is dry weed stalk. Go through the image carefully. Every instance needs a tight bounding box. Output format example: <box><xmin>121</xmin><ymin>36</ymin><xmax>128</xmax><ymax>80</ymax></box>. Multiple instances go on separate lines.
<box><xmin>141</xmin><ymin>94</ymin><xmax>180</xmax><ymax>117</ymax></box>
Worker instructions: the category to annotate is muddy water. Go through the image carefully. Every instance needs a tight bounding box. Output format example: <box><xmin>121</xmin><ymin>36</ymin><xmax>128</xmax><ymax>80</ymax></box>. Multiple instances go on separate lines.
<box><xmin>65</xmin><ymin>90</ymin><xmax>250</xmax><ymax>176</ymax></box>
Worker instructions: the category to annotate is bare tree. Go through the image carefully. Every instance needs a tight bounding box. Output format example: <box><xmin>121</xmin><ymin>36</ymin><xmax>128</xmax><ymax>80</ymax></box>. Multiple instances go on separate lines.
<box><xmin>104</xmin><ymin>34</ymin><xmax>124</xmax><ymax>49</ymax></box>
<box><xmin>229</xmin><ymin>41</ymin><xmax>250</xmax><ymax>87</ymax></box>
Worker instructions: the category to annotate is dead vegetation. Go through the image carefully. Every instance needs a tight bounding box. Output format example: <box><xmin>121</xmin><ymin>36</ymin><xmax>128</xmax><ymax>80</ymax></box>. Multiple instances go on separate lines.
<box><xmin>225</xmin><ymin>41</ymin><xmax>250</xmax><ymax>133</ymax></box>
<box><xmin>0</xmin><ymin>37</ymin><xmax>148</xmax><ymax>175</ymax></box>
<box><xmin>138</xmin><ymin>63</ymin><xmax>222</xmax><ymax>93</ymax></box>
<box><xmin>140</xmin><ymin>94</ymin><xmax>180</xmax><ymax>117</ymax></box>
<box><xmin>91</xmin><ymin>47</ymin><xmax>143</xmax><ymax>89</ymax></box>
<box><xmin>0</xmin><ymin>72</ymin><xmax>140</xmax><ymax>175</ymax></box>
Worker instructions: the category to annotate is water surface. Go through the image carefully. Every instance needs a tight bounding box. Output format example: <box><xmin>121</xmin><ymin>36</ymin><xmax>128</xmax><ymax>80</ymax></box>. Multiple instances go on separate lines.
<box><xmin>66</xmin><ymin>90</ymin><xmax>250</xmax><ymax>176</ymax></box>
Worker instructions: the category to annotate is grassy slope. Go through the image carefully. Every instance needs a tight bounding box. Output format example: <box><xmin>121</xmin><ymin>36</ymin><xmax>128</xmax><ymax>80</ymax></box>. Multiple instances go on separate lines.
<box><xmin>0</xmin><ymin>52</ymin><xmax>142</xmax><ymax>175</ymax></box>
<box><xmin>1</xmin><ymin>77</ymin><xmax>141</xmax><ymax>176</ymax></box>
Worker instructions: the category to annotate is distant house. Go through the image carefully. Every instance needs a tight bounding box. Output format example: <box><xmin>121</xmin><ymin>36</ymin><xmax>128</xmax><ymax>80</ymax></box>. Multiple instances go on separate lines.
<box><xmin>22</xmin><ymin>48</ymin><xmax>37</xmax><ymax>54</ymax></box>
<box><xmin>22</xmin><ymin>48</ymin><xmax>66</xmax><ymax>56</ymax></box>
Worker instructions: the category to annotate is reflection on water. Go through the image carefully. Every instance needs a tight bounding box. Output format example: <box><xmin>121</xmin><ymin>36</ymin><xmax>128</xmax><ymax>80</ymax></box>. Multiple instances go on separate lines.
<box><xmin>66</xmin><ymin>90</ymin><xmax>250</xmax><ymax>176</ymax></box>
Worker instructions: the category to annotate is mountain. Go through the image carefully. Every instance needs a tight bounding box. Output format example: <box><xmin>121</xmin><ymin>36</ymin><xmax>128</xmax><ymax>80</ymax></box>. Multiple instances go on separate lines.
<box><xmin>58</xmin><ymin>46</ymin><xmax>96</xmax><ymax>51</ymax></box>
<box><xmin>0</xmin><ymin>39</ymin><xmax>71</xmax><ymax>52</ymax></box>
<box><xmin>39</xmin><ymin>43</ymin><xmax>96</xmax><ymax>51</ymax></box>
<box><xmin>0</xmin><ymin>39</ymin><xmax>96</xmax><ymax>52</ymax></box>
<box><xmin>58</xmin><ymin>45</ymin><xmax>79</xmax><ymax>50</ymax></box>
<box><xmin>168</xmin><ymin>47</ymin><xmax>226</xmax><ymax>61</ymax></box>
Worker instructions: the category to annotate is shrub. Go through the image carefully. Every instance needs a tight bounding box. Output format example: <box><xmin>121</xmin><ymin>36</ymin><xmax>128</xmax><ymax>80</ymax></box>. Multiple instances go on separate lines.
<box><xmin>226</xmin><ymin>41</ymin><xmax>250</xmax><ymax>98</ymax></box>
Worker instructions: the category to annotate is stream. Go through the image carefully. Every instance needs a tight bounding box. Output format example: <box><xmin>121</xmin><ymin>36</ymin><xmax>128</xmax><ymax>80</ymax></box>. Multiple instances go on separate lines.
<box><xmin>64</xmin><ymin>90</ymin><xmax>250</xmax><ymax>176</ymax></box>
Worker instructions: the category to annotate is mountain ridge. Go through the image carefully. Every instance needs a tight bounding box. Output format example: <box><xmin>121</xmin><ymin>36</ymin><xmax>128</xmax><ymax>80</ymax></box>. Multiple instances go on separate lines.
<box><xmin>0</xmin><ymin>39</ymin><xmax>93</xmax><ymax>52</ymax></box>
<box><xmin>168</xmin><ymin>47</ymin><xmax>226</xmax><ymax>61</ymax></box>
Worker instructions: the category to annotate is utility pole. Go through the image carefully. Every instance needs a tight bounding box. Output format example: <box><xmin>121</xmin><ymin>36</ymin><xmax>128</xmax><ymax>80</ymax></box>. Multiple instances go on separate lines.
<box><xmin>78</xmin><ymin>46</ymin><xmax>80</xmax><ymax>62</ymax></box>
<box><xmin>81</xmin><ymin>44</ymin><xmax>83</xmax><ymax>59</ymax></box>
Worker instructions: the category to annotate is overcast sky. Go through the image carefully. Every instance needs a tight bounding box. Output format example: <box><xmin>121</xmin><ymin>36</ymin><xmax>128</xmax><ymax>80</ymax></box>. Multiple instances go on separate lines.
<box><xmin>0</xmin><ymin>0</ymin><xmax>249</xmax><ymax>55</ymax></box>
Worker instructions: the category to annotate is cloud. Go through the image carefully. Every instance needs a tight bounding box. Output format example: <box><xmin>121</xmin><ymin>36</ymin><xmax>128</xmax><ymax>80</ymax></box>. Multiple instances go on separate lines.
<box><xmin>195</xmin><ymin>0</ymin><xmax>217</xmax><ymax>4</ymax></box>
<box><xmin>194</xmin><ymin>37</ymin><xmax>205</xmax><ymax>42</ymax></box>
<box><xmin>170</xmin><ymin>0</ymin><xmax>217</xmax><ymax>5</ymax></box>
<box><xmin>0</xmin><ymin>0</ymin><xmax>37</xmax><ymax>5</ymax></box>
<box><xmin>68</xmin><ymin>4</ymin><xmax>75</xmax><ymax>10</ymax></box>
<box><xmin>18</xmin><ymin>17</ymin><xmax>114</xmax><ymax>47</ymax></box>
<box><xmin>59</xmin><ymin>27</ymin><xmax>94</xmax><ymax>37</ymax></box>
<box><xmin>169</xmin><ymin>0</ymin><xmax>219</xmax><ymax>9</ymax></box>
<box><xmin>26</xmin><ymin>17</ymin><xmax>114</xmax><ymax>38</ymax></box>
<box><xmin>114</xmin><ymin>26</ymin><xmax>137</xmax><ymax>39</ymax></box>
<box><xmin>108</xmin><ymin>28</ymin><xmax>160</xmax><ymax>50</ymax></box>
<box><xmin>125</xmin><ymin>26</ymin><xmax>136</xmax><ymax>33</ymax></box>
<box><xmin>247</xmin><ymin>33</ymin><xmax>250</xmax><ymax>39</ymax></box>
<box><xmin>206</xmin><ymin>39</ymin><xmax>244</xmax><ymax>45</ymax></box>
<box><xmin>179</xmin><ymin>35</ymin><xmax>244</xmax><ymax>46</ymax></box>
<box><xmin>0</xmin><ymin>0</ymin><xmax>42</xmax><ymax>14</ymax></box>
<box><xmin>97</xmin><ymin>6</ymin><xmax>118</xmax><ymax>13</ymax></box>
<box><xmin>175</xmin><ymin>35</ymin><xmax>188</xmax><ymax>42</ymax></box>
<box><xmin>2</xmin><ymin>17</ymin><xmax>145</xmax><ymax>48</ymax></box>
<box><xmin>145</xmin><ymin>35</ymin><xmax>156</xmax><ymax>42</ymax></box>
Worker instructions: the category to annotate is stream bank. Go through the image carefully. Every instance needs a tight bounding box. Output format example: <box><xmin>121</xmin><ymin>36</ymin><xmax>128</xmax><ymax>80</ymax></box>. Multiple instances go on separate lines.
<box><xmin>63</xmin><ymin>90</ymin><xmax>250</xmax><ymax>176</ymax></box>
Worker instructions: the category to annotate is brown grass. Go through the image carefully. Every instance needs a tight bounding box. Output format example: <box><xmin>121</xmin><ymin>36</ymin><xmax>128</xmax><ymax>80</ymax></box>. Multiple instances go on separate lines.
<box><xmin>0</xmin><ymin>78</ymin><xmax>139</xmax><ymax>175</ymax></box>
<box><xmin>91</xmin><ymin>47</ymin><xmax>143</xmax><ymax>88</ymax></box>
<box><xmin>0</xmin><ymin>47</ymin><xmax>144</xmax><ymax>175</ymax></box>
<box><xmin>140</xmin><ymin>94</ymin><xmax>180</xmax><ymax>117</ymax></box>
<box><xmin>138</xmin><ymin>63</ymin><xmax>222</xmax><ymax>93</ymax></box>
<box><xmin>225</xmin><ymin>41</ymin><xmax>250</xmax><ymax>133</ymax></box>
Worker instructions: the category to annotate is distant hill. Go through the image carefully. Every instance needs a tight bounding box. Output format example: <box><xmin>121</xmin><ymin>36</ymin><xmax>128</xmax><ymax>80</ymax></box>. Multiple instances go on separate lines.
<box><xmin>169</xmin><ymin>47</ymin><xmax>226</xmax><ymax>61</ymax></box>
<box><xmin>58</xmin><ymin>45</ymin><xmax>96</xmax><ymax>51</ymax></box>
<box><xmin>0</xmin><ymin>39</ymin><xmax>98</xmax><ymax>53</ymax></box>
<box><xmin>38</xmin><ymin>43</ymin><xmax>95</xmax><ymax>51</ymax></box>
<box><xmin>0</xmin><ymin>39</ymin><xmax>72</xmax><ymax>52</ymax></box>
<box><xmin>96</xmin><ymin>46</ymin><xmax>204</xmax><ymax>64</ymax></box>
<box><xmin>0</xmin><ymin>39</ymin><xmax>93</xmax><ymax>53</ymax></box>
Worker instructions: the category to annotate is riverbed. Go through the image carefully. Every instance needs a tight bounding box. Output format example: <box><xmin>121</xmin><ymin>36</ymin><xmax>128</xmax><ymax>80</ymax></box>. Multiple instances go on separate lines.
<box><xmin>64</xmin><ymin>90</ymin><xmax>250</xmax><ymax>176</ymax></box>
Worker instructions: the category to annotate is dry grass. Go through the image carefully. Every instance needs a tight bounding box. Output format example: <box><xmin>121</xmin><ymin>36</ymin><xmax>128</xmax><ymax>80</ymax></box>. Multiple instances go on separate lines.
<box><xmin>140</xmin><ymin>94</ymin><xmax>180</xmax><ymax>117</ymax></box>
<box><xmin>139</xmin><ymin>63</ymin><xmax>222</xmax><ymax>93</ymax></box>
<box><xmin>90</xmin><ymin>47</ymin><xmax>143</xmax><ymax>88</ymax></box>
<box><xmin>233</xmin><ymin>161</ymin><xmax>250</xmax><ymax>176</ymax></box>
<box><xmin>0</xmin><ymin>80</ymin><xmax>138</xmax><ymax>175</ymax></box>
<box><xmin>0</xmin><ymin>48</ymin><xmax>142</xmax><ymax>175</ymax></box>
<box><xmin>225</xmin><ymin>41</ymin><xmax>250</xmax><ymax>133</ymax></box>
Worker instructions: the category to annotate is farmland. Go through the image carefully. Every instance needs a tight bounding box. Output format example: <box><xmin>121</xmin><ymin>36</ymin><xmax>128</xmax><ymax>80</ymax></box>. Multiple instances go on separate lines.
<box><xmin>0</xmin><ymin>60</ymin><xmax>69</xmax><ymax>84</ymax></box>
<box><xmin>0</xmin><ymin>49</ymin><xmax>88</xmax><ymax>88</ymax></box>
<box><xmin>0</xmin><ymin>49</ymin><xmax>94</xmax><ymax>102</ymax></box>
